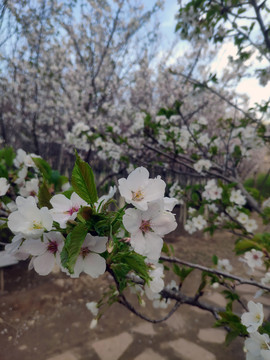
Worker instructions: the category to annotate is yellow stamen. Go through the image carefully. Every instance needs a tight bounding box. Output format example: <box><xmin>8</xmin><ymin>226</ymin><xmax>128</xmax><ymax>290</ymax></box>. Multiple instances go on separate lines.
<box><xmin>132</xmin><ymin>190</ymin><xmax>144</xmax><ymax>201</ymax></box>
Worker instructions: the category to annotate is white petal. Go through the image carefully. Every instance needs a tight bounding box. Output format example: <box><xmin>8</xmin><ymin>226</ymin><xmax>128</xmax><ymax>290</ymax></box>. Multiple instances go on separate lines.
<box><xmin>40</xmin><ymin>207</ymin><xmax>53</xmax><ymax>231</ymax></box>
<box><xmin>144</xmin><ymin>233</ymin><xmax>163</xmax><ymax>261</ymax></box>
<box><xmin>163</xmin><ymin>197</ymin><xmax>178</xmax><ymax>211</ymax></box>
<box><xmin>85</xmin><ymin>234</ymin><xmax>107</xmax><ymax>253</ymax></box>
<box><xmin>50</xmin><ymin>194</ymin><xmax>71</xmax><ymax>211</ymax></box>
<box><xmin>118</xmin><ymin>178</ymin><xmax>132</xmax><ymax>203</ymax></box>
<box><xmin>22</xmin><ymin>239</ymin><xmax>47</xmax><ymax>256</ymax></box>
<box><xmin>144</xmin><ymin>178</ymin><xmax>166</xmax><ymax>202</ymax></box>
<box><xmin>123</xmin><ymin>208</ymin><xmax>141</xmax><ymax>233</ymax></box>
<box><xmin>33</xmin><ymin>252</ymin><xmax>55</xmax><ymax>275</ymax></box>
<box><xmin>130</xmin><ymin>232</ymin><xmax>146</xmax><ymax>255</ymax></box>
<box><xmin>261</xmin><ymin>350</ymin><xmax>270</xmax><ymax>360</ymax></box>
<box><xmin>126</xmin><ymin>167</ymin><xmax>149</xmax><ymax>190</ymax></box>
<box><xmin>8</xmin><ymin>211</ymin><xmax>29</xmax><ymax>234</ymax></box>
<box><xmin>71</xmin><ymin>256</ymin><xmax>84</xmax><ymax>278</ymax></box>
<box><xmin>70</xmin><ymin>192</ymin><xmax>87</xmax><ymax>207</ymax></box>
<box><xmin>50</xmin><ymin>212</ymin><xmax>69</xmax><ymax>228</ymax></box>
<box><xmin>83</xmin><ymin>253</ymin><xmax>106</xmax><ymax>278</ymax></box>
<box><xmin>151</xmin><ymin>212</ymin><xmax>177</xmax><ymax>236</ymax></box>
<box><xmin>16</xmin><ymin>196</ymin><xmax>36</xmax><ymax>209</ymax></box>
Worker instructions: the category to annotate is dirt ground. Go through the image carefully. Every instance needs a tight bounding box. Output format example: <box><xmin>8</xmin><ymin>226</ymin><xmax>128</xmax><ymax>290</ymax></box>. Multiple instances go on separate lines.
<box><xmin>0</xmin><ymin>224</ymin><xmax>254</xmax><ymax>360</ymax></box>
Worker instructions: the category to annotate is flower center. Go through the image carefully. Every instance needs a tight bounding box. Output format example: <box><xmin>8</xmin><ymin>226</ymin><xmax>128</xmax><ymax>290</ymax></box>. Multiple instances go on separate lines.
<box><xmin>253</xmin><ymin>254</ymin><xmax>259</xmax><ymax>260</ymax></box>
<box><xmin>31</xmin><ymin>221</ymin><xmax>43</xmax><ymax>230</ymax></box>
<box><xmin>140</xmin><ymin>220</ymin><xmax>151</xmax><ymax>234</ymax></box>
<box><xmin>80</xmin><ymin>247</ymin><xmax>90</xmax><ymax>259</ymax></box>
<box><xmin>132</xmin><ymin>190</ymin><xmax>144</xmax><ymax>201</ymax></box>
<box><xmin>47</xmin><ymin>240</ymin><xmax>58</xmax><ymax>254</ymax></box>
<box><xmin>255</xmin><ymin>313</ymin><xmax>261</xmax><ymax>321</ymax></box>
<box><xmin>68</xmin><ymin>206</ymin><xmax>79</xmax><ymax>216</ymax></box>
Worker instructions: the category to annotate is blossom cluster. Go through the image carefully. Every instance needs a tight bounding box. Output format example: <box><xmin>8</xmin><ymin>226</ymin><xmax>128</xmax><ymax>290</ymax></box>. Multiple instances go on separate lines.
<box><xmin>241</xmin><ymin>301</ymin><xmax>270</xmax><ymax>359</ymax></box>
<box><xmin>119</xmin><ymin>167</ymin><xmax>177</xmax><ymax>305</ymax></box>
<box><xmin>2</xmin><ymin>159</ymin><xmax>179</xmax><ymax>325</ymax></box>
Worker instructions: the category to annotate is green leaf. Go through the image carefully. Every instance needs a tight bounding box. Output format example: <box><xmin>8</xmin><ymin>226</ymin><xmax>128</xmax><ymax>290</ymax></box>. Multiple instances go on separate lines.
<box><xmin>212</xmin><ymin>254</ymin><xmax>218</xmax><ymax>265</ymax></box>
<box><xmin>32</xmin><ymin>157</ymin><xmax>52</xmax><ymax>180</ymax></box>
<box><xmin>162</xmin><ymin>242</ymin><xmax>170</xmax><ymax>255</ymax></box>
<box><xmin>225</xmin><ymin>331</ymin><xmax>239</xmax><ymax>346</ymax></box>
<box><xmin>235</xmin><ymin>239</ymin><xmax>262</xmax><ymax>255</ymax></box>
<box><xmin>38</xmin><ymin>182</ymin><xmax>52</xmax><ymax>209</ymax></box>
<box><xmin>0</xmin><ymin>163</ymin><xmax>8</xmax><ymax>178</ymax></box>
<box><xmin>111</xmin><ymin>251</ymin><xmax>150</xmax><ymax>292</ymax></box>
<box><xmin>174</xmin><ymin>264</ymin><xmax>194</xmax><ymax>281</ymax></box>
<box><xmin>61</xmin><ymin>223</ymin><xmax>88</xmax><ymax>274</ymax></box>
<box><xmin>71</xmin><ymin>152</ymin><xmax>98</xmax><ymax>205</ymax></box>
<box><xmin>0</xmin><ymin>147</ymin><xmax>15</xmax><ymax>167</ymax></box>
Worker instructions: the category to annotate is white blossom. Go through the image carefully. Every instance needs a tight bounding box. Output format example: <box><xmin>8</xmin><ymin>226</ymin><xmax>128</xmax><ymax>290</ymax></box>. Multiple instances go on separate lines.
<box><xmin>192</xmin><ymin>215</ymin><xmax>207</xmax><ymax>230</ymax></box>
<box><xmin>245</xmin><ymin>219</ymin><xmax>258</xmax><ymax>233</ymax></box>
<box><xmin>123</xmin><ymin>201</ymin><xmax>176</xmax><ymax>261</ymax></box>
<box><xmin>194</xmin><ymin>159</ymin><xmax>212</xmax><ymax>173</ymax></box>
<box><xmin>230</xmin><ymin>189</ymin><xmax>246</xmax><ymax>206</ymax></box>
<box><xmin>184</xmin><ymin>219</ymin><xmax>197</xmax><ymax>234</ymax></box>
<box><xmin>68</xmin><ymin>234</ymin><xmax>107</xmax><ymax>279</ymax></box>
<box><xmin>22</xmin><ymin>232</ymin><xmax>64</xmax><ymax>275</ymax></box>
<box><xmin>202</xmin><ymin>179</ymin><xmax>222</xmax><ymax>201</ymax></box>
<box><xmin>50</xmin><ymin>192</ymin><xmax>87</xmax><ymax>228</ymax></box>
<box><xmin>242</xmin><ymin>301</ymin><xmax>264</xmax><ymax>333</ymax></box>
<box><xmin>242</xmin><ymin>250</ymin><xmax>264</xmax><ymax>270</ymax></box>
<box><xmin>198</xmin><ymin>133</ymin><xmax>210</xmax><ymax>147</ymax></box>
<box><xmin>245</xmin><ymin>332</ymin><xmax>270</xmax><ymax>359</ymax></box>
<box><xmin>216</xmin><ymin>258</ymin><xmax>233</xmax><ymax>273</ymax></box>
<box><xmin>118</xmin><ymin>167</ymin><xmax>166</xmax><ymax>211</ymax></box>
<box><xmin>19</xmin><ymin>178</ymin><xmax>39</xmax><ymax>198</ymax></box>
<box><xmin>8</xmin><ymin>196</ymin><xmax>53</xmax><ymax>239</ymax></box>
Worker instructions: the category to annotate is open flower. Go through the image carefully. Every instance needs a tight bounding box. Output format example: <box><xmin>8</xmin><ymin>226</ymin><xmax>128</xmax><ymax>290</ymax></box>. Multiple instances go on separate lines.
<box><xmin>69</xmin><ymin>233</ymin><xmax>107</xmax><ymax>278</ymax></box>
<box><xmin>237</xmin><ymin>212</ymin><xmax>249</xmax><ymax>224</ymax></box>
<box><xmin>19</xmin><ymin>178</ymin><xmax>39</xmax><ymax>198</ymax></box>
<box><xmin>230</xmin><ymin>189</ymin><xmax>246</xmax><ymax>206</ymax></box>
<box><xmin>22</xmin><ymin>232</ymin><xmax>65</xmax><ymax>275</ymax></box>
<box><xmin>245</xmin><ymin>332</ymin><xmax>270</xmax><ymax>359</ymax></box>
<box><xmin>241</xmin><ymin>301</ymin><xmax>264</xmax><ymax>333</ymax></box>
<box><xmin>202</xmin><ymin>179</ymin><xmax>222</xmax><ymax>201</ymax></box>
<box><xmin>13</xmin><ymin>148</ymin><xmax>39</xmax><ymax>168</ymax></box>
<box><xmin>216</xmin><ymin>259</ymin><xmax>233</xmax><ymax>273</ymax></box>
<box><xmin>242</xmin><ymin>249</ymin><xmax>264</xmax><ymax>271</ymax></box>
<box><xmin>8</xmin><ymin>196</ymin><xmax>53</xmax><ymax>238</ymax></box>
<box><xmin>123</xmin><ymin>202</ymin><xmax>177</xmax><ymax>261</ymax></box>
<box><xmin>50</xmin><ymin>192</ymin><xmax>87</xmax><ymax>228</ymax></box>
<box><xmin>194</xmin><ymin>159</ymin><xmax>212</xmax><ymax>173</ymax></box>
<box><xmin>118</xmin><ymin>167</ymin><xmax>166</xmax><ymax>211</ymax></box>
<box><xmin>192</xmin><ymin>215</ymin><xmax>207</xmax><ymax>230</ymax></box>
<box><xmin>245</xmin><ymin>219</ymin><xmax>258</xmax><ymax>233</ymax></box>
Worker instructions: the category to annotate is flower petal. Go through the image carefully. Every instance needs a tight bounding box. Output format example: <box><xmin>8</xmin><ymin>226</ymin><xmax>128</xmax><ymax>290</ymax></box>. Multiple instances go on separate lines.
<box><xmin>83</xmin><ymin>253</ymin><xmax>106</xmax><ymax>278</ymax></box>
<box><xmin>33</xmin><ymin>252</ymin><xmax>55</xmax><ymax>275</ymax></box>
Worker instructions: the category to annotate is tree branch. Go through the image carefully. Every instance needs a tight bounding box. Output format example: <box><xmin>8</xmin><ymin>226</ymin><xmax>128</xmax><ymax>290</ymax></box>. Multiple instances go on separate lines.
<box><xmin>160</xmin><ymin>255</ymin><xmax>270</xmax><ymax>291</ymax></box>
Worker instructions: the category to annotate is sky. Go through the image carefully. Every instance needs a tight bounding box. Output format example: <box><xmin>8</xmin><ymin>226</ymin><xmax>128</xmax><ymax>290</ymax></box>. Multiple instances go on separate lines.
<box><xmin>146</xmin><ymin>0</ymin><xmax>270</xmax><ymax>112</ymax></box>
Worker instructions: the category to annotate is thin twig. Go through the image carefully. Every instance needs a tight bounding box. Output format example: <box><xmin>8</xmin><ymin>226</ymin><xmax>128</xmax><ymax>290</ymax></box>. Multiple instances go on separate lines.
<box><xmin>160</xmin><ymin>256</ymin><xmax>270</xmax><ymax>291</ymax></box>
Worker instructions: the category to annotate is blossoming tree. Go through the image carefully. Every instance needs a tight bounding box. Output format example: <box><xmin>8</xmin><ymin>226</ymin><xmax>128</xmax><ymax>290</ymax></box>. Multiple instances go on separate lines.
<box><xmin>1</xmin><ymin>0</ymin><xmax>270</xmax><ymax>359</ymax></box>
